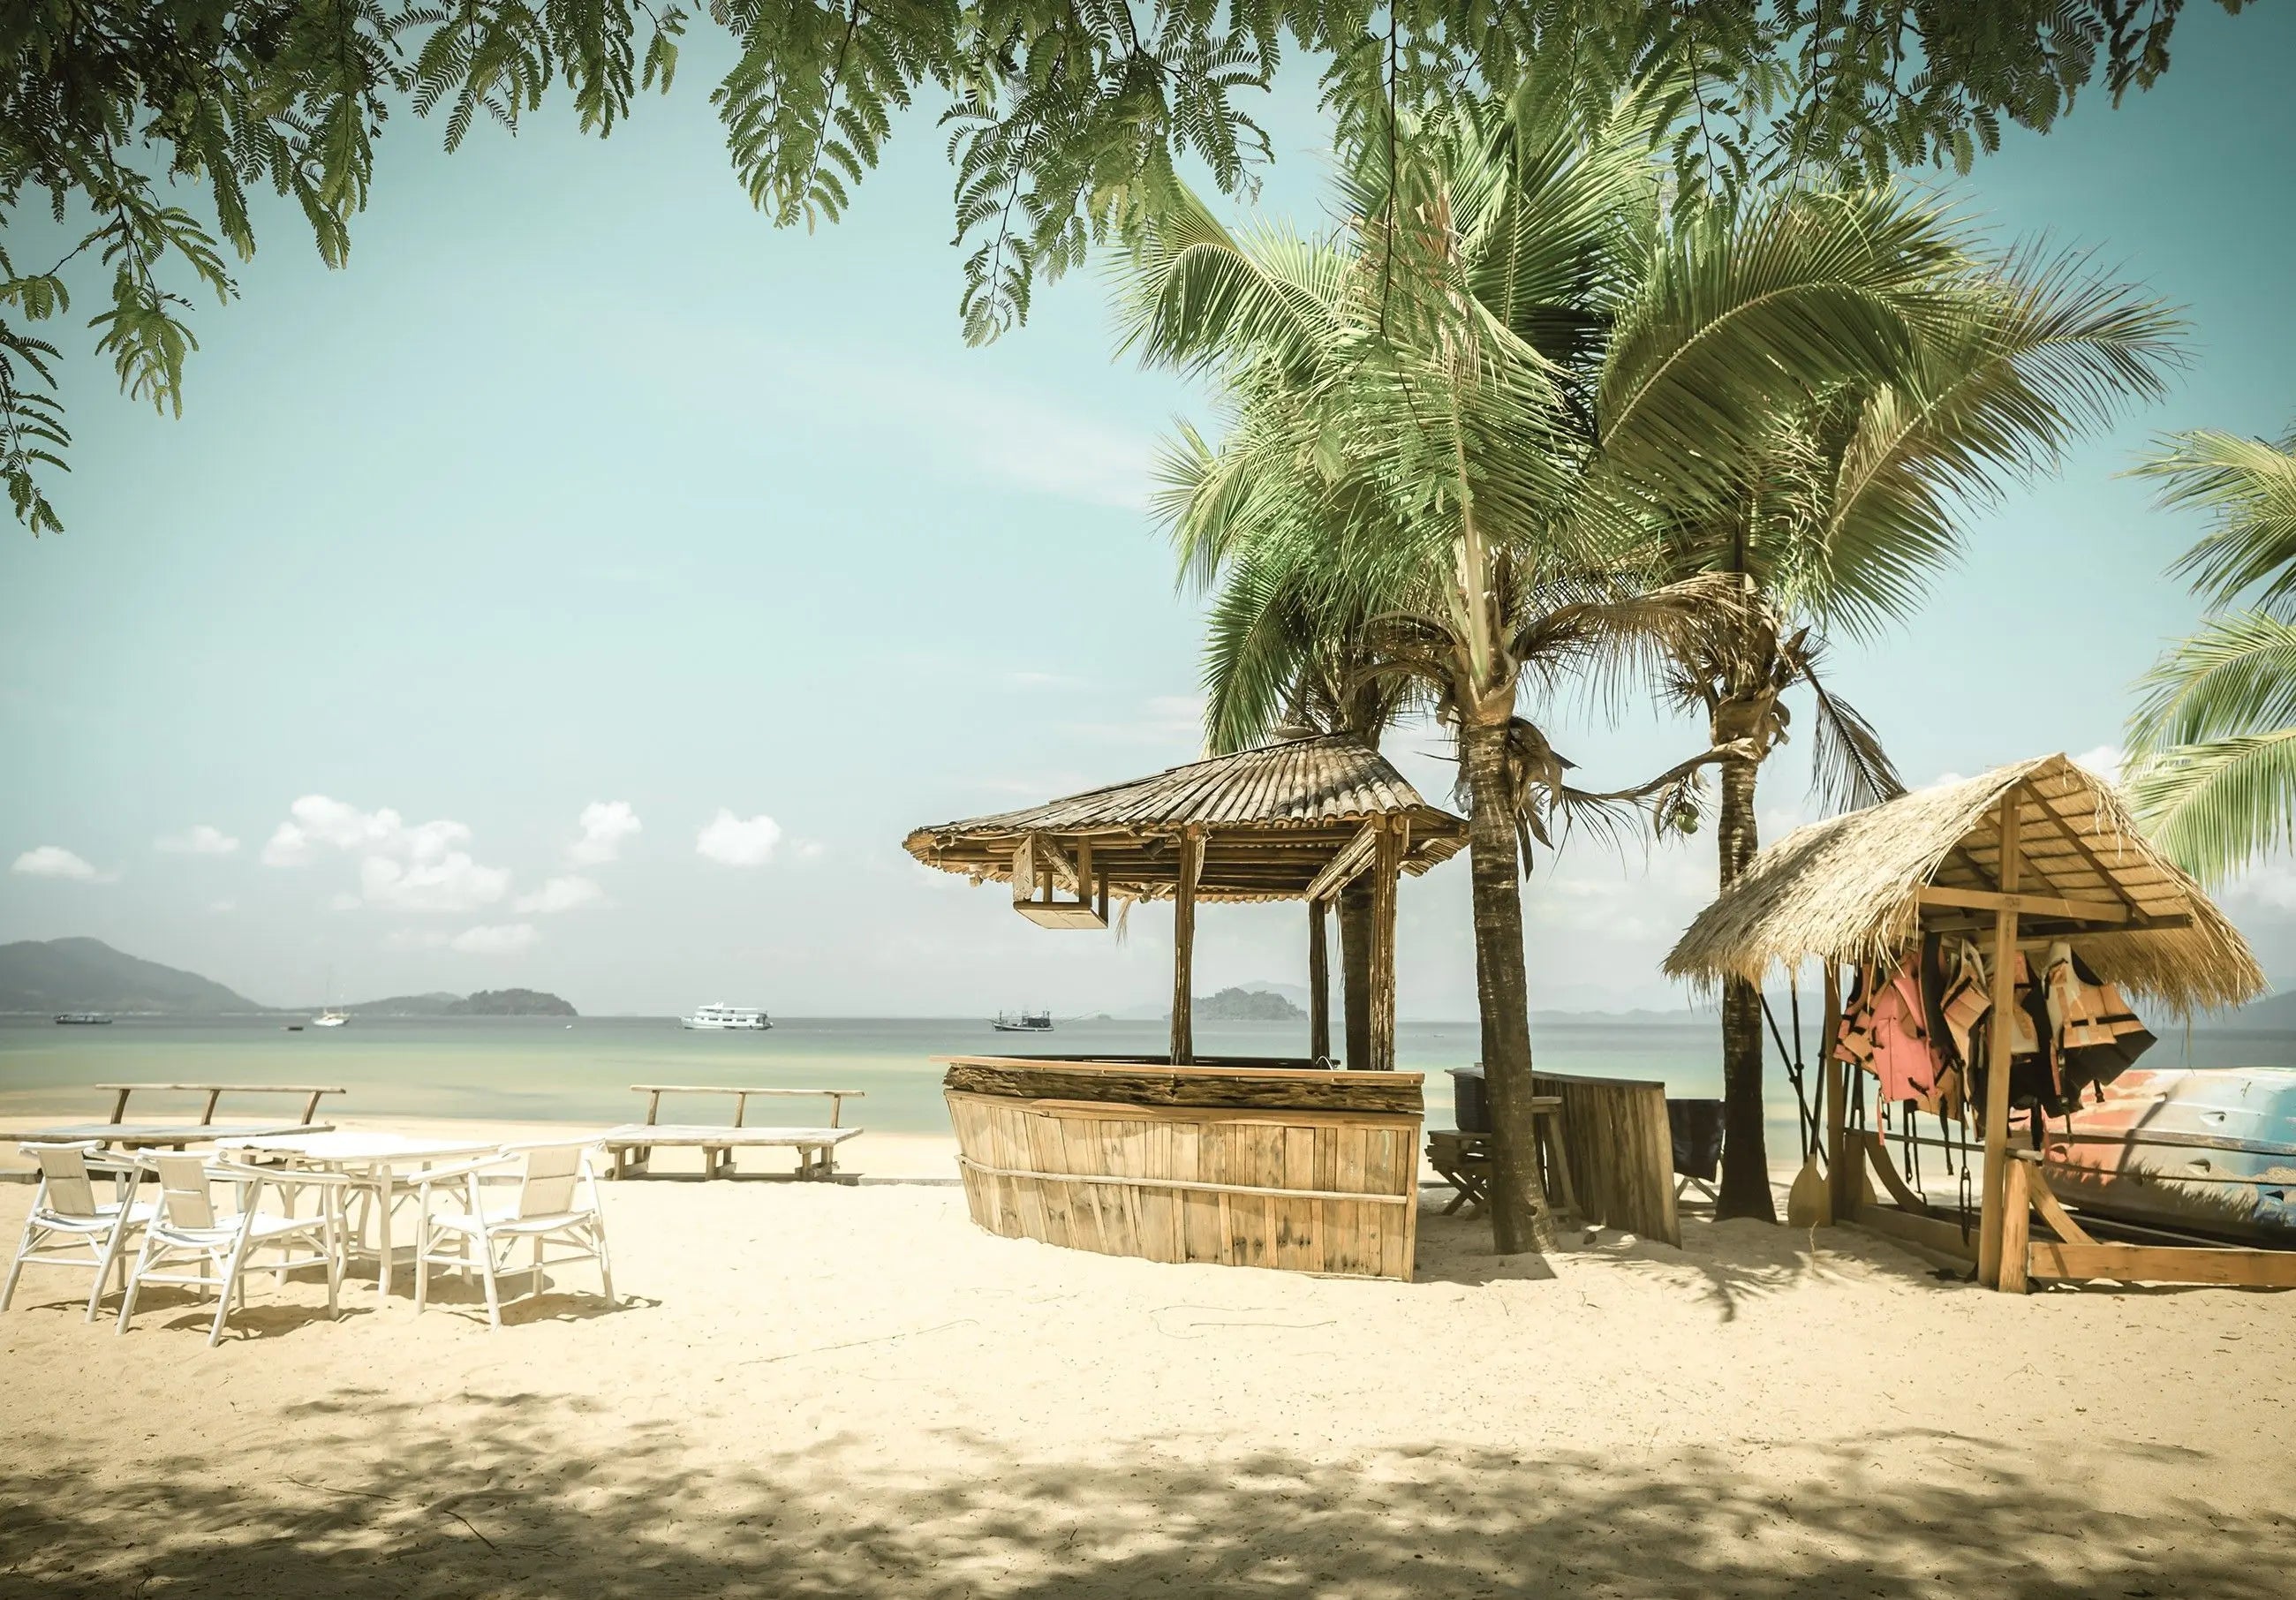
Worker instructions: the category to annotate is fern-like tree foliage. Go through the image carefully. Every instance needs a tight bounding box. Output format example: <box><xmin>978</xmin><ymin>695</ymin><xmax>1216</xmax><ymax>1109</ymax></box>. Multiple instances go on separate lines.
<box><xmin>1114</xmin><ymin>81</ymin><xmax>2020</xmax><ymax>1251</ymax></box>
<box><xmin>2126</xmin><ymin>428</ymin><xmax>2296</xmax><ymax>883</ymax></box>
<box><xmin>0</xmin><ymin>0</ymin><xmax>2258</xmax><ymax>532</ymax></box>
<box><xmin>1652</xmin><ymin>248</ymin><xmax>2181</xmax><ymax>1219</ymax></box>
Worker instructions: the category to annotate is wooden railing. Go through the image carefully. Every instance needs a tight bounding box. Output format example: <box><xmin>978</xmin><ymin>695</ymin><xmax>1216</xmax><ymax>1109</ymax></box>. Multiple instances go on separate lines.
<box><xmin>95</xmin><ymin>1083</ymin><xmax>344</xmax><ymax>1126</ymax></box>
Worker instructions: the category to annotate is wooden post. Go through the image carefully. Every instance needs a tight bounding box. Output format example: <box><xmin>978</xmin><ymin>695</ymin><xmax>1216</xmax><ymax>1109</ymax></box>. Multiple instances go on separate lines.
<box><xmin>1821</xmin><ymin>961</ymin><xmax>1846</xmax><ymax>1224</ymax></box>
<box><xmin>1366</xmin><ymin>821</ymin><xmax>1404</xmax><ymax>1072</ymax></box>
<box><xmin>1999</xmin><ymin>1155</ymin><xmax>2033</xmax><ymax>1294</ymax></box>
<box><xmin>1977</xmin><ymin>788</ymin><xmax>2024</xmax><ymax>1289</ymax></box>
<box><xmin>108</xmin><ymin>1087</ymin><xmax>131</xmax><ymax>1125</ymax></box>
<box><xmin>1308</xmin><ymin>898</ymin><xmax>1332</xmax><ymax>1062</ymax></box>
<box><xmin>1170</xmin><ymin>828</ymin><xmax>1205</xmax><ymax>1066</ymax></box>
<box><xmin>200</xmin><ymin>1088</ymin><xmax>223</xmax><ymax>1124</ymax></box>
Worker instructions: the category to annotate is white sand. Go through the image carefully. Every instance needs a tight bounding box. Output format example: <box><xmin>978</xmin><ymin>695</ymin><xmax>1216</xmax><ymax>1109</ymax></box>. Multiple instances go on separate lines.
<box><xmin>4</xmin><ymin>1157</ymin><xmax>2294</xmax><ymax>1597</ymax></box>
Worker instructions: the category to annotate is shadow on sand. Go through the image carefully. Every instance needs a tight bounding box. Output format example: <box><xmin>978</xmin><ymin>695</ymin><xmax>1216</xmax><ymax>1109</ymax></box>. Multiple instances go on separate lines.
<box><xmin>2</xmin><ymin>1389</ymin><xmax>2283</xmax><ymax>1598</ymax></box>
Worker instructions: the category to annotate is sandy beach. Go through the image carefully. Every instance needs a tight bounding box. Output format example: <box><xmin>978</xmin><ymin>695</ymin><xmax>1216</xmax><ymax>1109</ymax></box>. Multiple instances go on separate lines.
<box><xmin>4</xmin><ymin>1161</ymin><xmax>2293</xmax><ymax>1598</ymax></box>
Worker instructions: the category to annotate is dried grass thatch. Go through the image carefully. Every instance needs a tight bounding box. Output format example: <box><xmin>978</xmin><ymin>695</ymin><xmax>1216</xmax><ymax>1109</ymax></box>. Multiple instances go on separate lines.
<box><xmin>904</xmin><ymin>735</ymin><xmax>1466</xmax><ymax>903</ymax></box>
<box><xmin>1665</xmin><ymin>753</ymin><xmax>2263</xmax><ymax>1015</ymax></box>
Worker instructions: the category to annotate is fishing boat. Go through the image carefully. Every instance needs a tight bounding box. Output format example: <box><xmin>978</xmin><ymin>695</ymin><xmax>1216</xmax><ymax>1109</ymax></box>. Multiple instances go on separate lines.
<box><xmin>991</xmin><ymin>1009</ymin><xmax>1054</xmax><ymax>1033</ymax></box>
<box><xmin>2038</xmin><ymin>1068</ymin><xmax>2296</xmax><ymax>1245</ymax></box>
<box><xmin>680</xmin><ymin>1004</ymin><xmax>771</xmax><ymax>1030</ymax></box>
<box><xmin>53</xmin><ymin>1012</ymin><xmax>112</xmax><ymax>1025</ymax></box>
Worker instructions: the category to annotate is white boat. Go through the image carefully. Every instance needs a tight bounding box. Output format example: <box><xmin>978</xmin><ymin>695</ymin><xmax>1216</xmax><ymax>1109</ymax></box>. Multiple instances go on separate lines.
<box><xmin>313</xmin><ymin>1009</ymin><xmax>349</xmax><ymax>1029</ymax></box>
<box><xmin>992</xmin><ymin>1009</ymin><xmax>1054</xmax><ymax>1033</ymax></box>
<box><xmin>680</xmin><ymin>1004</ymin><xmax>771</xmax><ymax>1031</ymax></box>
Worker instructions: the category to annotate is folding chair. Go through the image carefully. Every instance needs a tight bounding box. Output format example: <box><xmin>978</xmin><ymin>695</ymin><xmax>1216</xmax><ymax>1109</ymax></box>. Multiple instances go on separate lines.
<box><xmin>413</xmin><ymin>1143</ymin><xmax>615</xmax><ymax>1329</ymax></box>
<box><xmin>116</xmin><ymin>1154</ymin><xmax>345</xmax><ymax>1347</ymax></box>
<box><xmin>3</xmin><ymin>1143</ymin><xmax>154</xmax><ymax>1321</ymax></box>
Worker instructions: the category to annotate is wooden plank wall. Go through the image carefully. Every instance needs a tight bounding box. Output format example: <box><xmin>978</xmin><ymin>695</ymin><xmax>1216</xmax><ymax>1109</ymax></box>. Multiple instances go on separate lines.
<box><xmin>946</xmin><ymin>1090</ymin><xmax>1423</xmax><ymax>1280</ymax></box>
<box><xmin>1531</xmin><ymin>1070</ymin><xmax>1680</xmax><ymax>1246</ymax></box>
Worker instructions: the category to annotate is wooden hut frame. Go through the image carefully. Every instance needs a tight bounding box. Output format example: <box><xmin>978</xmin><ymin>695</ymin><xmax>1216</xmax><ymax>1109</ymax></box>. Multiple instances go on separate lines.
<box><xmin>905</xmin><ymin>734</ymin><xmax>1468</xmax><ymax>1070</ymax></box>
<box><xmin>1665</xmin><ymin>754</ymin><xmax>2270</xmax><ymax>1293</ymax></box>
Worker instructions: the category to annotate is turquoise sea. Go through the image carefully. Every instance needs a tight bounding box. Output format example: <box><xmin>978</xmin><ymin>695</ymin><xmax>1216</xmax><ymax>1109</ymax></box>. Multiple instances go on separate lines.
<box><xmin>4</xmin><ymin>1015</ymin><xmax>2290</xmax><ymax>1158</ymax></box>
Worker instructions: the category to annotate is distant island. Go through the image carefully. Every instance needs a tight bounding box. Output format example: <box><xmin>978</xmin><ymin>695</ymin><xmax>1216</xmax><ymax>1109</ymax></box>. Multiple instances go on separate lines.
<box><xmin>1195</xmin><ymin>986</ymin><xmax>1306</xmax><ymax>1022</ymax></box>
<box><xmin>0</xmin><ymin>937</ymin><xmax>577</xmax><ymax>1017</ymax></box>
<box><xmin>346</xmin><ymin>988</ymin><xmax>578</xmax><ymax>1018</ymax></box>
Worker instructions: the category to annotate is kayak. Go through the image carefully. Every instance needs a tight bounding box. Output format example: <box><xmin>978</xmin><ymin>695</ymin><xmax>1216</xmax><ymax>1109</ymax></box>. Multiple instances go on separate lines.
<box><xmin>2035</xmin><ymin>1068</ymin><xmax>2296</xmax><ymax>1245</ymax></box>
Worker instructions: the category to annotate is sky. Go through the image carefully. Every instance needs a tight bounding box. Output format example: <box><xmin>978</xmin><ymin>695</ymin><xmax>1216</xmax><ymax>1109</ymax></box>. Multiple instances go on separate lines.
<box><xmin>3</xmin><ymin>10</ymin><xmax>2294</xmax><ymax>1017</ymax></box>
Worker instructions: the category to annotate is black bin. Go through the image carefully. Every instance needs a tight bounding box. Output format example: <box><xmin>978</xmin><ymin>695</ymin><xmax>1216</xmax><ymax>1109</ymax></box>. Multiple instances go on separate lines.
<box><xmin>1667</xmin><ymin>1098</ymin><xmax>1726</xmax><ymax>1181</ymax></box>
<box><xmin>1447</xmin><ymin>1066</ymin><xmax>1491</xmax><ymax>1133</ymax></box>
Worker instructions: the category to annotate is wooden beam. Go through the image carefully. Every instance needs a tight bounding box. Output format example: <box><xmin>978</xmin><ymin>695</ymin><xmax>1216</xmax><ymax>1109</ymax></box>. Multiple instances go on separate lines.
<box><xmin>2027</xmin><ymin>1241</ymin><xmax>2296</xmax><ymax>1288</ymax></box>
<box><xmin>1920</xmin><ymin>913</ymin><xmax>2192</xmax><ymax>938</ymax></box>
<box><xmin>1303</xmin><ymin>821</ymin><xmax>1382</xmax><ymax>903</ymax></box>
<box><xmin>2019</xmin><ymin>1157</ymin><xmax>2096</xmax><ymax>1245</ymax></box>
<box><xmin>1365</xmin><ymin>821</ymin><xmax>1404</xmax><ymax>1072</ymax></box>
<box><xmin>1916</xmin><ymin>884</ymin><xmax>2130</xmax><ymax>924</ymax></box>
<box><xmin>2026</xmin><ymin>798</ymin><xmax>2150</xmax><ymax>916</ymax></box>
<box><xmin>1308</xmin><ymin>898</ymin><xmax>1332</xmax><ymax>1063</ymax></box>
<box><xmin>1851</xmin><ymin>1202</ymin><xmax>1978</xmax><ymax>1263</ymax></box>
<box><xmin>1170</xmin><ymin>827</ymin><xmax>1204</xmax><ymax>1067</ymax></box>
<box><xmin>1978</xmin><ymin>788</ymin><xmax>2023</xmax><ymax>1289</ymax></box>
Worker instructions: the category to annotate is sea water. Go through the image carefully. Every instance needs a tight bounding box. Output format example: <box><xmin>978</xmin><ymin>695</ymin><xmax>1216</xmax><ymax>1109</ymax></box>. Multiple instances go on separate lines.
<box><xmin>4</xmin><ymin>1015</ymin><xmax>2288</xmax><ymax>1162</ymax></box>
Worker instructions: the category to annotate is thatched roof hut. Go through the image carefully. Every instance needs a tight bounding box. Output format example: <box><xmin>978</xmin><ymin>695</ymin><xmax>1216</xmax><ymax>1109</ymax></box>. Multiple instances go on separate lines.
<box><xmin>904</xmin><ymin>734</ymin><xmax>1468</xmax><ymax>1069</ymax></box>
<box><xmin>903</xmin><ymin>733</ymin><xmax>1466</xmax><ymax>903</ymax></box>
<box><xmin>1665</xmin><ymin>751</ymin><xmax>2262</xmax><ymax>1015</ymax></box>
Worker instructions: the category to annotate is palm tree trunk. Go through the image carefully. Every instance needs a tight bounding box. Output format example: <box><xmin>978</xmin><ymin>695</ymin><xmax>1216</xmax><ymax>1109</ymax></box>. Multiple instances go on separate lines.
<box><xmin>1460</xmin><ymin>714</ymin><xmax>1556</xmax><ymax>1253</ymax></box>
<box><xmin>1337</xmin><ymin>879</ymin><xmax>1373</xmax><ymax>1068</ymax></box>
<box><xmin>1714</xmin><ymin>747</ymin><xmax>1777</xmax><ymax>1222</ymax></box>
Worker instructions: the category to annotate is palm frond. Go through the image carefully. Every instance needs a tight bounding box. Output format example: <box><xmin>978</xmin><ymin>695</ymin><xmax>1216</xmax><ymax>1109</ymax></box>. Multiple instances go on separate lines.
<box><xmin>2126</xmin><ymin>729</ymin><xmax>2296</xmax><ymax>885</ymax></box>
<box><xmin>2127</xmin><ymin>611</ymin><xmax>2296</xmax><ymax>752</ymax></box>
<box><xmin>2134</xmin><ymin>428</ymin><xmax>2296</xmax><ymax>612</ymax></box>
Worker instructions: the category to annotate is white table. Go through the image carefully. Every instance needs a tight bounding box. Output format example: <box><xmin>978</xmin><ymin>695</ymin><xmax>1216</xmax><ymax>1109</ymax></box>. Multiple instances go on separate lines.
<box><xmin>224</xmin><ymin>1133</ymin><xmax>500</xmax><ymax>1299</ymax></box>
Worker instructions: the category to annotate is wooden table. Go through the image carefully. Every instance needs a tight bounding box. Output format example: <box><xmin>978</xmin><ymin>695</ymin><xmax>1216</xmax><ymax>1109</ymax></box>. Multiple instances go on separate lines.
<box><xmin>4</xmin><ymin>1121</ymin><xmax>333</xmax><ymax>1150</ymax></box>
<box><xmin>224</xmin><ymin>1132</ymin><xmax>503</xmax><ymax>1300</ymax></box>
<box><xmin>1425</xmin><ymin>1098</ymin><xmax>1577</xmax><ymax>1223</ymax></box>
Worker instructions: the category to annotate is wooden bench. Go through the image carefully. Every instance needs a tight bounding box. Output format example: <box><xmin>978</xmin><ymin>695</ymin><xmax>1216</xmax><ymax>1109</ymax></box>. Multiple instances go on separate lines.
<box><xmin>95</xmin><ymin>1082</ymin><xmax>345</xmax><ymax>1126</ymax></box>
<box><xmin>602</xmin><ymin>1085</ymin><xmax>865</xmax><ymax>1181</ymax></box>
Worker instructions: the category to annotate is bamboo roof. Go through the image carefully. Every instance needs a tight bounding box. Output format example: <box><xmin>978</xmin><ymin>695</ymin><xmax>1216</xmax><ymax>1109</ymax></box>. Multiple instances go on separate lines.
<box><xmin>1664</xmin><ymin>753</ymin><xmax>2263</xmax><ymax>1015</ymax></box>
<box><xmin>904</xmin><ymin>734</ymin><xmax>1468</xmax><ymax>902</ymax></box>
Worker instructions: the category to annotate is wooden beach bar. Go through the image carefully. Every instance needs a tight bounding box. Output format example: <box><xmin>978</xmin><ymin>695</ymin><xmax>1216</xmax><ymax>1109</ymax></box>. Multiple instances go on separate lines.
<box><xmin>1666</xmin><ymin>753</ymin><xmax>2275</xmax><ymax>1292</ymax></box>
<box><xmin>904</xmin><ymin>734</ymin><xmax>1469</xmax><ymax>1279</ymax></box>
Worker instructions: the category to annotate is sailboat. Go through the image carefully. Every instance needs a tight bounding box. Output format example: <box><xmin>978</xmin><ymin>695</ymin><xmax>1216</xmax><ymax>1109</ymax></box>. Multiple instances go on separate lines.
<box><xmin>313</xmin><ymin>966</ymin><xmax>349</xmax><ymax>1028</ymax></box>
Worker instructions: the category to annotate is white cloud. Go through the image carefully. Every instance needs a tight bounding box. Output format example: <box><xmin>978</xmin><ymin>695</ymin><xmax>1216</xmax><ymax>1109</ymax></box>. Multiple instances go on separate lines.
<box><xmin>260</xmin><ymin>795</ymin><xmax>507</xmax><ymax>914</ymax></box>
<box><xmin>697</xmin><ymin>810</ymin><xmax>783</xmax><ymax>867</ymax></box>
<box><xmin>794</xmin><ymin>840</ymin><xmax>827</xmax><ymax>861</ymax></box>
<box><xmin>515</xmin><ymin>874</ymin><xmax>607</xmax><ymax>914</ymax></box>
<box><xmin>450</xmin><ymin>923</ymin><xmax>539</xmax><ymax>955</ymax></box>
<box><xmin>208</xmin><ymin>899</ymin><xmax>237</xmax><ymax>914</ymax></box>
<box><xmin>2071</xmin><ymin>743</ymin><xmax>2126</xmax><ymax>789</ymax></box>
<box><xmin>156</xmin><ymin>824</ymin><xmax>239</xmax><ymax>856</ymax></box>
<box><xmin>568</xmin><ymin>800</ymin><xmax>642</xmax><ymax>866</ymax></box>
<box><xmin>11</xmin><ymin>845</ymin><xmax>104</xmax><ymax>881</ymax></box>
<box><xmin>359</xmin><ymin>852</ymin><xmax>510</xmax><ymax>914</ymax></box>
<box><xmin>262</xmin><ymin>796</ymin><xmax>440</xmax><ymax>866</ymax></box>
<box><xmin>383</xmin><ymin>922</ymin><xmax>540</xmax><ymax>955</ymax></box>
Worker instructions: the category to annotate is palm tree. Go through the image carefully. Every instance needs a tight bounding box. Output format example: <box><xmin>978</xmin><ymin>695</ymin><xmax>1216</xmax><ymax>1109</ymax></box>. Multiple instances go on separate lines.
<box><xmin>2126</xmin><ymin>427</ymin><xmax>2296</xmax><ymax>881</ymax></box>
<box><xmin>1116</xmin><ymin>84</ymin><xmax>1977</xmax><ymax>1251</ymax></box>
<box><xmin>1655</xmin><ymin>254</ymin><xmax>2184</xmax><ymax>1219</ymax></box>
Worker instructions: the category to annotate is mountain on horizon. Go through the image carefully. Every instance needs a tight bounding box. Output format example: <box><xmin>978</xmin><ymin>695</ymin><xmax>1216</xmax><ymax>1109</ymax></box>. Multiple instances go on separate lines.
<box><xmin>0</xmin><ymin>936</ymin><xmax>264</xmax><ymax>1015</ymax></box>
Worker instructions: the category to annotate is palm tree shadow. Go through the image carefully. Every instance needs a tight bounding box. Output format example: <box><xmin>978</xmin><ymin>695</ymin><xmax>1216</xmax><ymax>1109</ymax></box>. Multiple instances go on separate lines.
<box><xmin>3</xmin><ymin>1394</ymin><xmax>2285</xmax><ymax>1599</ymax></box>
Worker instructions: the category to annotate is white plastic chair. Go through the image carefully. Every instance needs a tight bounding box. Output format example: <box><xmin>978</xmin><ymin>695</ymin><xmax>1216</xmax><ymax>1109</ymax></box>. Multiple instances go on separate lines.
<box><xmin>116</xmin><ymin>1154</ymin><xmax>345</xmax><ymax>1347</ymax></box>
<box><xmin>413</xmin><ymin>1143</ymin><xmax>615</xmax><ymax>1328</ymax></box>
<box><xmin>3</xmin><ymin>1143</ymin><xmax>155</xmax><ymax>1321</ymax></box>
